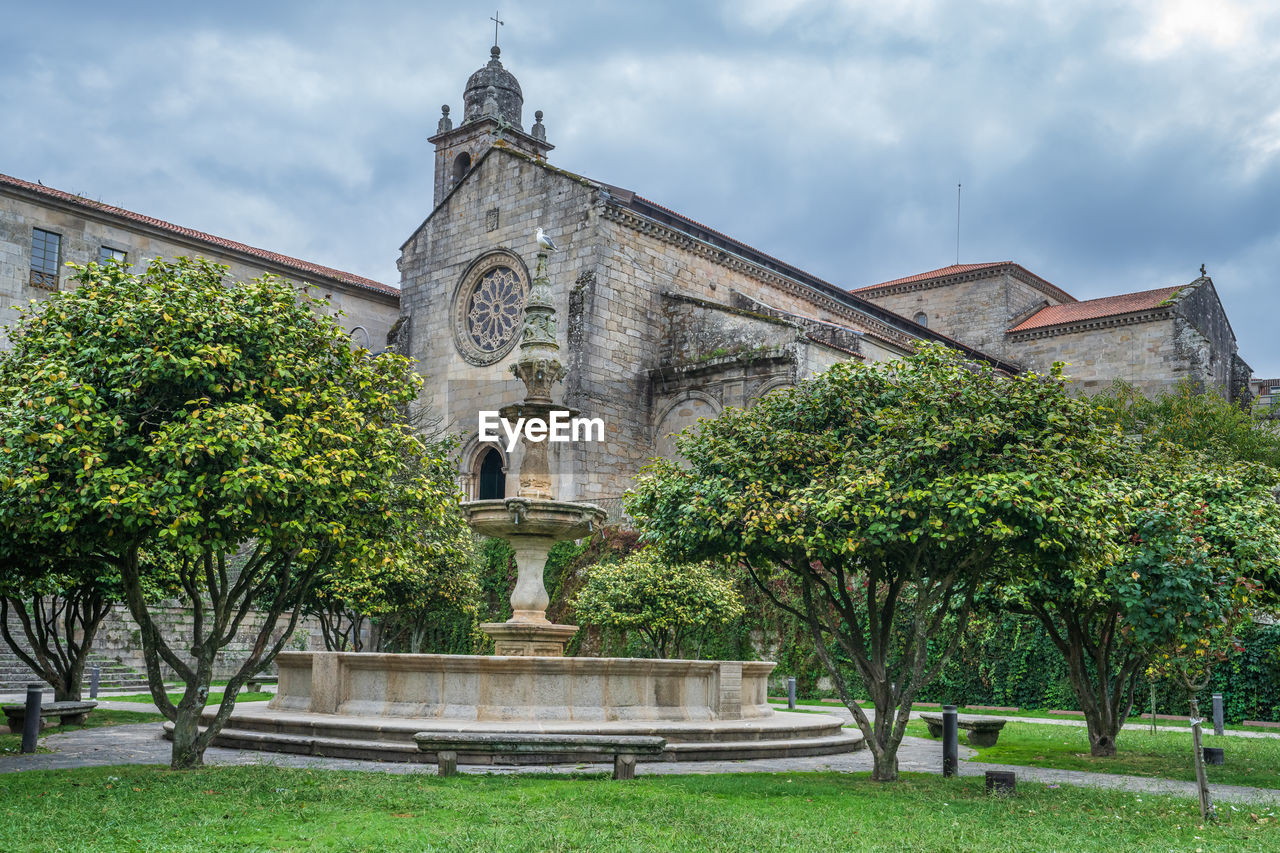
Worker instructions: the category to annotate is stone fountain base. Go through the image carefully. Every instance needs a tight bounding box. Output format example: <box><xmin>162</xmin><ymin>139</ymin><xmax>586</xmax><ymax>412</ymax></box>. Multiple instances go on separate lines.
<box><xmin>198</xmin><ymin>651</ymin><xmax>862</xmax><ymax>763</ymax></box>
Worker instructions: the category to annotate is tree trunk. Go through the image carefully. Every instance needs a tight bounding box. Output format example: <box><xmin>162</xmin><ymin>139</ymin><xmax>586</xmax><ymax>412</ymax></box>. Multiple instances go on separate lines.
<box><xmin>1189</xmin><ymin>694</ymin><xmax>1214</xmax><ymax>821</ymax></box>
<box><xmin>871</xmin><ymin>748</ymin><xmax>899</xmax><ymax>782</ymax></box>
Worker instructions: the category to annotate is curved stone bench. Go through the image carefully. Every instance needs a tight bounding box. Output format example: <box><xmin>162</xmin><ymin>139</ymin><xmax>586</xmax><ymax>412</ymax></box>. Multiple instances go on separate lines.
<box><xmin>414</xmin><ymin>731</ymin><xmax>667</xmax><ymax>780</ymax></box>
<box><xmin>919</xmin><ymin>712</ymin><xmax>1006</xmax><ymax>748</ymax></box>
<box><xmin>3</xmin><ymin>700</ymin><xmax>97</xmax><ymax>733</ymax></box>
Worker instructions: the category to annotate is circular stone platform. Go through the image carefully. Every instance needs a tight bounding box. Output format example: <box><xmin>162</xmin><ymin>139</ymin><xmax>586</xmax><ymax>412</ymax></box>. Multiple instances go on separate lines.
<box><xmin>198</xmin><ymin>651</ymin><xmax>863</xmax><ymax>763</ymax></box>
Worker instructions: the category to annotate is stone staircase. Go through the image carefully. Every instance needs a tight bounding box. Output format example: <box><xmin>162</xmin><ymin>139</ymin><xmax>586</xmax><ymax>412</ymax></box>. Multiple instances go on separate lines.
<box><xmin>0</xmin><ymin>644</ymin><xmax>149</xmax><ymax>693</ymax></box>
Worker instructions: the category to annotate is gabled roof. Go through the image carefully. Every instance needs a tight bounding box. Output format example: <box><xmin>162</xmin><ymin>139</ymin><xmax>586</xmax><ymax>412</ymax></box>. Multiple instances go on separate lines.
<box><xmin>1009</xmin><ymin>284</ymin><xmax>1185</xmax><ymax>333</ymax></box>
<box><xmin>410</xmin><ymin>145</ymin><xmax>1021</xmax><ymax>372</ymax></box>
<box><xmin>854</xmin><ymin>262</ymin><xmax>1077</xmax><ymax>305</ymax></box>
<box><xmin>0</xmin><ymin>172</ymin><xmax>398</xmax><ymax>297</ymax></box>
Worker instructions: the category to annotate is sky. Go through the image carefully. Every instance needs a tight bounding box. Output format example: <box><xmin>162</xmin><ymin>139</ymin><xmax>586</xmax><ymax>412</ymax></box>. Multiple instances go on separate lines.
<box><xmin>3</xmin><ymin>0</ymin><xmax>1279</xmax><ymax>373</ymax></box>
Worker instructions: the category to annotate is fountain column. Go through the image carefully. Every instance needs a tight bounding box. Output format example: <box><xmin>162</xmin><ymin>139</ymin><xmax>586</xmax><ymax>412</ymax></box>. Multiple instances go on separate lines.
<box><xmin>464</xmin><ymin>249</ymin><xmax>605</xmax><ymax>656</ymax></box>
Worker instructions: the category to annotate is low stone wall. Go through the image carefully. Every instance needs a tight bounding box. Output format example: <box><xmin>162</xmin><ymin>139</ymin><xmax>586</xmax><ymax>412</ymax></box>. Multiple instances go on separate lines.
<box><xmin>96</xmin><ymin>603</ymin><xmax>324</xmax><ymax>681</ymax></box>
<box><xmin>272</xmin><ymin>651</ymin><xmax>774</xmax><ymax>723</ymax></box>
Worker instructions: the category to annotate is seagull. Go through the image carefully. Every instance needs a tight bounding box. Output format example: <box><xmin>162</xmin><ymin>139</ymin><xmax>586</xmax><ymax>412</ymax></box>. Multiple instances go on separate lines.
<box><xmin>536</xmin><ymin>227</ymin><xmax>559</xmax><ymax>252</ymax></box>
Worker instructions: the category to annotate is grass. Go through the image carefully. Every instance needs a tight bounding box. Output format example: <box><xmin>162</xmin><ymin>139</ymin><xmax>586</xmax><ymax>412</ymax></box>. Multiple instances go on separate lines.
<box><xmin>771</xmin><ymin>701</ymin><xmax>1280</xmax><ymax>732</ymax></box>
<box><xmin>0</xmin><ymin>709</ymin><xmax>165</xmax><ymax>755</ymax></box>
<box><xmin>906</xmin><ymin>720</ymin><xmax>1280</xmax><ymax>790</ymax></box>
<box><xmin>0</xmin><ymin>765</ymin><xmax>1277</xmax><ymax>852</ymax></box>
<box><xmin>110</xmin><ymin>690</ymin><xmax>274</xmax><ymax>706</ymax></box>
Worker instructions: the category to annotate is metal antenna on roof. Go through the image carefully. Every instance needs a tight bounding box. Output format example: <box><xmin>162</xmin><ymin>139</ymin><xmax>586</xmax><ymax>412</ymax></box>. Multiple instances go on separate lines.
<box><xmin>491</xmin><ymin>10</ymin><xmax>504</xmax><ymax>47</ymax></box>
<box><xmin>955</xmin><ymin>183</ymin><xmax>962</xmax><ymax>265</ymax></box>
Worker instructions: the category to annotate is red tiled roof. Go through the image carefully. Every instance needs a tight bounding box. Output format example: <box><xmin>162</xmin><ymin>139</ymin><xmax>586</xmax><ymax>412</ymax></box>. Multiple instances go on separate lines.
<box><xmin>0</xmin><ymin>172</ymin><xmax>398</xmax><ymax>297</ymax></box>
<box><xmin>854</xmin><ymin>262</ymin><xmax>1076</xmax><ymax>304</ymax></box>
<box><xmin>856</xmin><ymin>263</ymin><xmax>1011</xmax><ymax>290</ymax></box>
<box><xmin>1009</xmin><ymin>285</ymin><xmax>1185</xmax><ymax>332</ymax></box>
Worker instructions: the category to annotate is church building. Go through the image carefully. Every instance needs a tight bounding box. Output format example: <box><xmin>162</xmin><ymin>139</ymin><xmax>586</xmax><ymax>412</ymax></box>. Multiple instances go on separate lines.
<box><xmin>397</xmin><ymin>47</ymin><xmax>1252</xmax><ymax>508</ymax></box>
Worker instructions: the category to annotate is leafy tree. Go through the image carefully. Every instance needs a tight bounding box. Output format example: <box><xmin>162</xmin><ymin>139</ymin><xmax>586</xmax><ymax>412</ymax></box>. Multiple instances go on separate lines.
<box><xmin>572</xmin><ymin>549</ymin><xmax>744</xmax><ymax>658</ymax></box>
<box><xmin>0</xmin><ymin>256</ymin><xmax>460</xmax><ymax>768</ymax></box>
<box><xmin>0</xmin><ymin>556</ymin><xmax>119</xmax><ymax>703</ymax></box>
<box><xmin>1094</xmin><ymin>380</ymin><xmax>1280</xmax><ymax>468</ymax></box>
<box><xmin>628</xmin><ymin>346</ymin><xmax>1122</xmax><ymax>781</ymax></box>
<box><xmin>1008</xmin><ymin>459</ymin><xmax>1280</xmax><ymax>757</ymax></box>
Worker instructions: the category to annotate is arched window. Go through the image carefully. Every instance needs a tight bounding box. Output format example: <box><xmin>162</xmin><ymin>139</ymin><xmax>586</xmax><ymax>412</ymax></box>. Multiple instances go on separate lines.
<box><xmin>914</xmin><ymin>312</ymin><xmax>928</xmax><ymax>328</ymax></box>
<box><xmin>476</xmin><ymin>447</ymin><xmax>505</xmax><ymax>500</ymax></box>
<box><xmin>452</xmin><ymin>152</ymin><xmax>472</xmax><ymax>185</ymax></box>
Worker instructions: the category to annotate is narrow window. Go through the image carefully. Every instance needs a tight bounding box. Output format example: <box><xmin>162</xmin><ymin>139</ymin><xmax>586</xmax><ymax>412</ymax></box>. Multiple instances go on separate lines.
<box><xmin>914</xmin><ymin>311</ymin><xmax>928</xmax><ymax>328</ymax></box>
<box><xmin>452</xmin><ymin>151</ymin><xmax>472</xmax><ymax>185</ymax></box>
<box><xmin>477</xmin><ymin>447</ymin><xmax>505</xmax><ymax>500</ymax></box>
<box><xmin>30</xmin><ymin>228</ymin><xmax>61</xmax><ymax>290</ymax></box>
<box><xmin>98</xmin><ymin>246</ymin><xmax>126</xmax><ymax>263</ymax></box>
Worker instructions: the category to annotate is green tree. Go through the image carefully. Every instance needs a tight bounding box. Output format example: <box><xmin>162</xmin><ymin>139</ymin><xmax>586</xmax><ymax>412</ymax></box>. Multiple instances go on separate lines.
<box><xmin>1094</xmin><ymin>379</ymin><xmax>1280</xmax><ymax>468</ymax></box>
<box><xmin>572</xmin><ymin>549</ymin><xmax>744</xmax><ymax>658</ymax></box>
<box><xmin>628</xmin><ymin>346</ymin><xmax>1123</xmax><ymax>781</ymax></box>
<box><xmin>0</xmin><ymin>256</ymin><xmax>460</xmax><ymax>768</ymax></box>
<box><xmin>1007</xmin><ymin>458</ymin><xmax>1280</xmax><ymax>757</ymax></box>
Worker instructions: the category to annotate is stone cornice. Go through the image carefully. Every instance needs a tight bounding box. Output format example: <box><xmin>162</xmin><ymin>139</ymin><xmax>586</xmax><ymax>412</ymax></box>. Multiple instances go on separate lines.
<box><xmin>860</xmin><ymin>265</ymin><xmax>1076</xmax><ymax>306</ymax></box>
<box><xmin>1007</xmin><ymin>308</ymin><xmax>1175</xmax><ymax>342</ymax></box>
<box><xmin>603</xmin><ymin>203</ymin><xmax>915</xmax><ymax>352</ymax></box>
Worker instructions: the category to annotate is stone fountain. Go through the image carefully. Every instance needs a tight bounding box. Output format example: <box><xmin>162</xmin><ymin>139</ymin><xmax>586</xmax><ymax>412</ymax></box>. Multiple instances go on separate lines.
<box><xmin>197</xmin><ymin>244</ymin><xmax>861</xmax><ymax>765</ymax></box>
<box><xmin>465</xmin><ymin>249</ymin><xmax>604</xmax><ymax>657</ymax></box>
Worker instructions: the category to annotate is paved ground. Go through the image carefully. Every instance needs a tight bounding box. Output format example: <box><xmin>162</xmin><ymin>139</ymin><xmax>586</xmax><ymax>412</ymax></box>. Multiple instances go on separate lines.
<box><xmin>4</xmin><ymin>716</ymin><xmax>1279</xmax><ymax>806</ymax></box>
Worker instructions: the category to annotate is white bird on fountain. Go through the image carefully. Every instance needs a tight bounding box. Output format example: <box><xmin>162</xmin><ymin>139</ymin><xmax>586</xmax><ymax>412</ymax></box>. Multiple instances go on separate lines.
<box><xmin>535</xmin><ymin>227</ymin><xmax>559</xmax><ymax>252</ymax></box>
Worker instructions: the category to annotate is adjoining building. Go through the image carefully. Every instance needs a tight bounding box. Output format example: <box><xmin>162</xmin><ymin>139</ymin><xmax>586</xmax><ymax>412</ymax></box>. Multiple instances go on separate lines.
<box><xmin>0</xmin><ymin>172</ymin><xmax>400</xmax><ymax>350</ymax></box>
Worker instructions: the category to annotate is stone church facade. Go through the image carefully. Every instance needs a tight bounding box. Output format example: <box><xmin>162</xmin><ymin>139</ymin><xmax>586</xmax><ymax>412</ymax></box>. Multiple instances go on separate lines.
<box><xmin>397</xmin><ymin>48</ymin><xmax>1252</xmax><ymax>505</ymax></box>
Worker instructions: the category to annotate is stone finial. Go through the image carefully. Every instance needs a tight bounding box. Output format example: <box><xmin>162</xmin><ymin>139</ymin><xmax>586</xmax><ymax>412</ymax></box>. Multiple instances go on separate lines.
<box><xmin>490</xmin><ymin>45</ymin><xmax>502</xmax><ymax>64</ymax></box>
<box><xmin>482</xmin><ymin>85</ymin><xmax>499</xmax><ymax>117</ymax></box>
<box><xmin>532</xmin><ymin>109</ymin><xmax>546</xmax><ymax>142</ymax></box>
<box><xmin>1200</xmin><ymin>263</ymin><xmax>1207</xmax><ymax>277</ymax></box>
<box><xmin>437</xmin><ymin>104</ymin><xmax>453</xmax><ymax>134</ymax></box>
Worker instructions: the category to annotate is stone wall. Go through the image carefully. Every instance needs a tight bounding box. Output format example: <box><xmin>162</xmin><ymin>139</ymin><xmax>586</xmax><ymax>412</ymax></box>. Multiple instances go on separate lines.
<box><xmin>856</xmin><ymin>269</ymin><xmax>1065</xmax><ymax>362</ymax></box>
<box><xmin>0</xmin><ymin>186</ymin><xmax>399</xmax><ymax>350</ymax></box>
<box><xmin>1008</xmin><ymin>317</ymin><xmax>1188</xmax><ymax>395</ymax></box>
<box><xmin>95</xmin><ymin>603</ymin><xmax>324</xmax><ymax>681</ymax></box>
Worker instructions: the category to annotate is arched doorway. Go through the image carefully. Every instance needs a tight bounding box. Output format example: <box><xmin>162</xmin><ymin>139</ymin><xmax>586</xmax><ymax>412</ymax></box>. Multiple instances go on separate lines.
<box><xmin>476</xmin><ymin>446</ymin><xmax>505</xmax><ymax>500</ymax></box>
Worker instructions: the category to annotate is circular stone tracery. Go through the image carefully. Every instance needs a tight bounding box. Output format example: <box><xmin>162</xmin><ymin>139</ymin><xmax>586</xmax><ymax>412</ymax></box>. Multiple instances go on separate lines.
<box><xmin>452</xmin><ymin>254</ymin><xmax>529</xmax><ymax>365</ymax></box>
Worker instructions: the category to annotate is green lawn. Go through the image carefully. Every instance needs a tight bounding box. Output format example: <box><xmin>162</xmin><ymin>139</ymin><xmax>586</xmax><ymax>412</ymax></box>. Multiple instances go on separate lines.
<box><xmin>771</xmin><ymin>701</ymin><xmax>1280</xmax><ymax>732</ymax></box>
<box><xmin>0</xmin><ymin>709</ymin><xmax>165</xmax><ymax>755</ymax></box>
<box><xmin>110</xmin><ymin>690</ymin><xmax>274</xmax><ymax>706</ymax></box>
<box><xmin>907</xmin><ymin>720</ymin><xmax>1280</xmax><ymax>790</ymax></box>
<box><xmin>0</xmin><ymin>765</ymin><xmax>1276</xmax><ymax>852</ymax></box>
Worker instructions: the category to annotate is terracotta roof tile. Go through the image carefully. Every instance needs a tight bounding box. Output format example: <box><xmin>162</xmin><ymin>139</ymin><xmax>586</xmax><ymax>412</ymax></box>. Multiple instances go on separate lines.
<box><xmin>1009</xmin><ymin>285</ymin><xmax>1185</xmax><ymax>332</ymax></box>
<box><xmin>854</xmin><ymin>262</ymin><xmax>1076</xmax><ymax>304</ymax></box>
<box><xmin>0</xmin><ymin>172</ymin><xmax>398</xmax><ymax>297</ymax></box>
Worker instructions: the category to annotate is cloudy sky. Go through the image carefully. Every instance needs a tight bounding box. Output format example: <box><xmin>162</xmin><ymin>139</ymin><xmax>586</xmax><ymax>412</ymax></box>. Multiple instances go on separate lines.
<box><xmin>3</xmin><ymin>1</ymin><xmax>1279</xmax><ymax>373</ymax></box>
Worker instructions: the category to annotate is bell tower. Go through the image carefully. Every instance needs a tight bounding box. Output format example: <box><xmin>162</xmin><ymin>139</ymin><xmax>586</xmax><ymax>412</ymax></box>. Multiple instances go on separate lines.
<box><xmin>429</xmin><ymin>45</ymin><xmax>554</xmax><ymax>207</ymax></box>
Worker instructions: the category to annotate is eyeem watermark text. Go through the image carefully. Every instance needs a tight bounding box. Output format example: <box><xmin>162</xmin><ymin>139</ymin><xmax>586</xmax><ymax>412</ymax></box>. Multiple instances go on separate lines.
<box><xmin>478</xmin><ymin>410</ymin><xmax>606</xmax><ymax>452</ymax></box>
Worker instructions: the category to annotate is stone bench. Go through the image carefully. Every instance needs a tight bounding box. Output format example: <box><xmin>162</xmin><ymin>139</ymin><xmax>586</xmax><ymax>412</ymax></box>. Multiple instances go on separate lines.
<box><xmin>245</xmin><ymin>675</ymin><xmax>278</xmax><ymax>692</ymax></box>
<box><xmin>919</xmin><ymin>712</ymin><xmax>1007</xmax><ymax>747</ymax></box>
<box><xmin>3</xmin><ymin>700</ymin><xmax>97</xmax><ymax>734</ymax></box>
<box><xmin>413</xmin><ymin>731</ymin><xmax>668</xmax><ymax>780</ymax></box>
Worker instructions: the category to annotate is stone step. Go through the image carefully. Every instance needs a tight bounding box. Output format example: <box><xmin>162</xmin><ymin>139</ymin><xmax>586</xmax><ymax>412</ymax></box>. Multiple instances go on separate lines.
<box><xmin>186</xmin><ymin>724</ymin><xmax>864</xmax><ymax>764</ymax></box>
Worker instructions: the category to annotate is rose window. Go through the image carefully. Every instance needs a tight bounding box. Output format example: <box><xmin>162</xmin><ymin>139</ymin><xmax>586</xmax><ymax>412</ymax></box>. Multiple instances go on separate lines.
<box><xmin>466</xmin><ymin>266</ymin><xmax>524</xmax><ymax>353</ymax></box>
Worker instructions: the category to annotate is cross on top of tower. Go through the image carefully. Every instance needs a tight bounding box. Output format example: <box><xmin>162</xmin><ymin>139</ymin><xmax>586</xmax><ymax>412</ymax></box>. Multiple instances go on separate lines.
<box><xmin>491</xmin><ymin>11</ymin><xmax>504</xmax><ymax>47</ymax></box>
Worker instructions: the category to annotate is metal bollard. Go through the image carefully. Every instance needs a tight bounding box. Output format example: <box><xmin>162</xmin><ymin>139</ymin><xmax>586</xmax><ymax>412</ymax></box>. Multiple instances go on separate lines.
<box><xmin>787</xmin><ymin>677</ymin><xmax>796</xmax><ymax>710</ymax></box>
<box><xmin>89</xmin><ymin>665</ymin><xmax>101</xmax><ymax>700</ymax></box>
<box><xmin>20</xmin><ymin>684</ymin><xmax>42</xmax><ymax>754</ymax></box>
<box><xmin>942</xmin><ymin>704</ymin><xmax>959</xmax><ymax>778</ymax></box>
<box><xmin>1212</xmin><ymin>693</ymin><xmax>1224</xmax><ymax>736</ymax></box>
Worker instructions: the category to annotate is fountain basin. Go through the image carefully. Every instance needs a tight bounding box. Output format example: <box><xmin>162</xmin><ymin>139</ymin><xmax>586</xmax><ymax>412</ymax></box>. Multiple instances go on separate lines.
<box><xmin>204</xmin><ymin>651</ymin><xmax>863</xmax><ymax>762</ymax></box>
